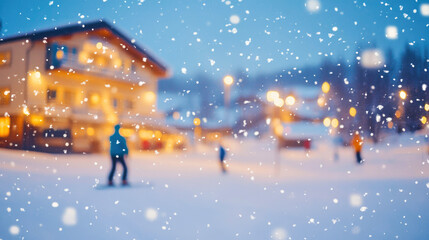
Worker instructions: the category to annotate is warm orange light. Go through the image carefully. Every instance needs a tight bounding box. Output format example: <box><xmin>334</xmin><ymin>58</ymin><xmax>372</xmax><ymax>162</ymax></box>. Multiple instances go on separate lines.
<box><xmin>331</xmin><ymin>118</ymin><xmax>339</xmax><ymax>128</ymax></box>
<box><xmin>0</xmin><ymin>117</ymin><xmax>10</xmax><ymax>138</ymax></box>
<box><xmin>87</xmin><ymin>127</ymin><xmax>95</xmax><ymax>136</ymax></box>
<box><xmin>139</xmin><ymin>129</ymin><xmax>154</xmax><ymax>139</ymax></box>
<box><xmin>266</xmin><ymin>91</ymin><xmax>280</xmax><ymax>102</ymax></box>
<box><xmin>317</xmin><ymin>97</ymin><xmax>325</xmax><ymax>107</ymax></box>
<box><xmin>387</xmin><ymin>121</ymin><xmax>394</xmax><ymax>129</ymax></box>
<box><xmin>193</xmin><ymin>118</ymin><xmax>201</xmax><ymax>126</ymax></box>
<box><xmin>22</xmin><ymin>105</ymin><xmax>30</xmax><ymax>116</ymax></box>
<box><xmin>274</xmin><ymin>124</ymin><xmax>284</xmax><ymax>136</ymax></box>
<box><xmin>399</xmin><ymin>90</ymin><xmax>407</xmax><ymax>100</ymax></box>
<box><xmin>96</xmin><ymin>42</ymin><xmax>103</xmax><ymax>50</ymax></box>
<box><xmin>425</xmin><ymin>103</ymin><xmax>429</xmax><ymax>112</ymax></box>
<box><xmin>349</xmin><ymin>107</ymin><xmax>357</xmax><ymax>117</ymax></box>
<box><xmin>78</xmin><ymin>52</ymin><xmax>88</xmax><ymax>64</ymax></box>
<box><xmin>144</xmin><ymin>91</ymin><xmax>156</xmax><ymax>103</ymax></box>
<box><xmin>90</xmin><ymin>94</ymin><xmax>100</xmax><ymax>105</ymax></box>
<box><xmin>120</xmin><ymin>128</ymin><xmax>135</xmax><ymax>138</ymax></box>
<box><xmin>30</xmin><ymin>115</ymin><xmax>43</xmax><ymax>127</ymax></box>
<box><xmin>395</xmin><ymin>110</ymin><xmax>401</xmax><ymax>118</ymax></box>
<box><xmin>274</xmin><ymin>98</ymin><xmax>284</xmax><ymax>107</ymax></box>
<box><xmin>323</xmin><ymin>117</ymin><xmax>331</xmax><ymax>127</ymax></box>
<box><xmin>321</xmin><ymin>82</ymin><xmax>330</xmax><ymax>93</ymax></box>
<box><xmin>223</xmin><ymin>75</ymin><xmax>234</xmax><ymax>86</ymax></box>
<box><xmin>56</xmin><ymin>50</ymin><xmax>64</xmax><ymax>60</ymax></box>
<box><xmin>173</xmin><ymin>111</ymin><xmax>180</xmax><ymax>120</ymax></box>
<box><xmin>285</xmin><ymin>95</ymin><xmax>296</xmax><ymax>106</ymax></box>
<box><xmin>34</xmin><ymin>71</ymin><xmax>41</xmax><ymax>79</ymax></box>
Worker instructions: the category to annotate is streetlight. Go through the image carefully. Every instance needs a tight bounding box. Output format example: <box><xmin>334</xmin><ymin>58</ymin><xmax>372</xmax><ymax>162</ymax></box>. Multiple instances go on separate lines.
<box><xmin>223</xmin><ymin>75</ymin><xmax>234</xmax><ymax>129</ymax></box>
<box><xmin>399</xmin><ymin>90</ymin><xmax>407</xmax><ymax>100</ymax></box>
<box><xmin>223</xmin><ymin>75</ymin><xmax>234</xmax><ymax>108</ymax></box>
<box><xmin>397</xmin><ymin>90</ymin><xmax>407</xmax><ymax>132</ymax></box>
<box><xmin>193</xmin><ymin>117</ymin><xmax>201</xmax><ymax>143</ymax></box>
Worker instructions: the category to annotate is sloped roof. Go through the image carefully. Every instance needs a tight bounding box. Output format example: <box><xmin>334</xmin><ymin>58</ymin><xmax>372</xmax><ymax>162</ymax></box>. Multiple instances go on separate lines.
<box><xmin>0</xmin><ymin>19</ymin><xmax>169</xmax><ymax>77</ymax></box>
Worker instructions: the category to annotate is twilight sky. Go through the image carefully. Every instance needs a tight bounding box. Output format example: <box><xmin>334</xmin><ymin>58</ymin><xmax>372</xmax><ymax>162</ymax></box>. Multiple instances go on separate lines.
<box><xmin>1</xmin><ymin>0</ymin><xmax>429</xmax><ymax>78</ymax></box>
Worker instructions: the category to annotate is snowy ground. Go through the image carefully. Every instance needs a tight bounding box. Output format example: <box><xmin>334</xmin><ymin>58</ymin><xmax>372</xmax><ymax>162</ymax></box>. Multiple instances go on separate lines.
<box><xmin>1</xmin><ymin>133</ymin><xmax>429</xmax><ymax>240</ymax></box>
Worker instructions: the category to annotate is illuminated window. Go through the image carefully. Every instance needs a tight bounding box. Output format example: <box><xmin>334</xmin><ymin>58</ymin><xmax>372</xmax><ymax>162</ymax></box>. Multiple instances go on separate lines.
<box><xmin>89</xmin><ymin>93</ymin><xmax>100</xmax><ymax>107</ymax></box>
<box><xmin>47</xmin><ymin>88</ymin><xmax>57</xmax><ymax>103</ymax></box>
<box><xmin>0</xmin><ymin>117</ymin><xmax>10</xmax><ymax>138</ymax></box>
<box><xmin>0</xmin><ymin>51</ymin><xmax>11</xmax><ymax>67</ymax></box>
<box><xmin>0</xmin><ymin>87</ymin><xmax>11</xmax><ymax>105</ymax></box>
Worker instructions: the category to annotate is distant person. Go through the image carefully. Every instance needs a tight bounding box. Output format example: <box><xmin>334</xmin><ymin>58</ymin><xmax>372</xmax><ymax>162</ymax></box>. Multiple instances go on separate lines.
<box><xmin>351</xmin><ymin>132</ymin><xmax>363</xmax><ymax>164</ymax></box>
<box><xmin>219</xmin><ymin>143</ymin><xmax>227</xmax><ymax>173</ymax></box>
<box><xmin>108</xmin><ymin>124</ymin><xmax>129</xmax><ymax>186</ymax></box>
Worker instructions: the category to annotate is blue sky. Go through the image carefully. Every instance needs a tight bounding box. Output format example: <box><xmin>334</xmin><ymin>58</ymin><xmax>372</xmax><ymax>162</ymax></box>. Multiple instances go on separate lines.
<box><xmin>1</xmin><ymin>0</ymin><xmax>429</xmax><ymax>78</ymax></box>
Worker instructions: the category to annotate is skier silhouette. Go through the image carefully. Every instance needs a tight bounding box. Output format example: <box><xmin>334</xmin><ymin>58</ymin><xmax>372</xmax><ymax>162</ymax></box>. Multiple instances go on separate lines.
<box><xmin>108</xmin><ymin>124</ymin><xmax>129</xmax><ymax>186</ymax></box>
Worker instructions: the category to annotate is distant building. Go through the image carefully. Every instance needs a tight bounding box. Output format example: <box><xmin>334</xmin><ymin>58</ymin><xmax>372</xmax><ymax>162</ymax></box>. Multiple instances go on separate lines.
<box><xmin>0</xmin><ymin>20</ymin><xmax>183</xmax><ymax>153</ymax></box>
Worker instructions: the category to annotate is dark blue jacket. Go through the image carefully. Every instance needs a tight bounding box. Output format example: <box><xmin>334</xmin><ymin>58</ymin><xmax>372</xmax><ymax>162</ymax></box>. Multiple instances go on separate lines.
<box><xmin>219</xmin><ymin>145</ymin><xmax>226</xmax><ymax>161</ymax></box>
<box><xmin>110</xmin><ymin>131</ymin><xmax>129</xmax><ymax>156</ymax></box>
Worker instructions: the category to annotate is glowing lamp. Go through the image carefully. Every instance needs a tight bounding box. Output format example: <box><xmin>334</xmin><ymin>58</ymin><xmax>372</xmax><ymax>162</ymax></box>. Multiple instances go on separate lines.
<box><xmin>56</xmin><ymin>50</ymin><xmax>64</xmax><ymax>60</ymax></box>
<box><xmin>323</xmin><ymin>117</ymin><xmax>331</xmax><ymax>127</ymax></box>
<box><xmin>266</xmin><ymin>91</ymin><xmax>280</xmax><ymax>102</ymax></box>
<box><xmin>399</xmin><ymin>90</ymin><xmax>407</xmax><ymax>100</ymax></box>
<box><xmin>96</xmin><ymin>42</ymin><xmax>103</xmax><ymax>50</ymax></box>
<box><xmin>331</xmin><ymin>118</ymin><xmax>339</xmax><ymax>128</ymax></box>
<box><xmin>223</xmin><ymin>75</ymin><xmax>234</xmax><ymax>86</ymax></box>
<box><xmin>421</xmin><ymin>116</ymin><xmax>427</xmax><ymax>125</ymax></box>
<box><xmin>349</xmin><ymin>107</ymin><xmax>357</xmax><ymax>117</ymax></box>
<box><xmin>285</xmin><ymin>95</ymin><xmax>296</xmax><ymax>106</ymax></box>
<box><xmin>274</xmin><ymin>98</ymin><xmax>284</xmax><ymax>107</ymax></box>
<box><xmin>321</xmin><ymin>82</ymin><xmax>330</xmax><ymax>93</ymax></box>
<box><xmin>193</xmin><ymin>118</ymin><xmax>201</xmax><ymax>126</ymax></box>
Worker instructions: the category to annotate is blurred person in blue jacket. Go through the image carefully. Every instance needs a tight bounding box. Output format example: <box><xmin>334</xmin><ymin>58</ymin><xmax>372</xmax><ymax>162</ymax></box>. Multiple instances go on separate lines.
<box><xmin>108</xmin><ymin>124</ymin><xmax>129</xmax><ymax>186</ymax></box>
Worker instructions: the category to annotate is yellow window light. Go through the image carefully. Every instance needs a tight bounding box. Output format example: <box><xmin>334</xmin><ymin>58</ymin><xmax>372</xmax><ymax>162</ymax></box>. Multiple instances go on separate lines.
<box><xmin>193</xmin><ymin>118</ymin><xmax>201</xmax><ymax>126</ymax></box>
<box><xmin>331</xmin><ymin>118</ymin><xmax>339</xmax><ymax>128</ymax></box>
<box><xmin>349</xmin><ymin>107</ymin><xmax>357</xmax><ymax>117</ymax></box>
<box><xmin>321</xmin><ymin>82</ymin><xmax>330</xmax><ymax>93</ymax></box>
<box><xmin>421</xmin><ymin>116</ymin><xmax>427</xmax><ymax>125</ymax></box>
<box><xmin>90</xmin><ymin>93</ymin><xmax>100</xmax><ymax>105</ymax></box>
<box><xmin>139</xmin><ymin>129</ymin><xmax>154</xmax><ymax>139</ymax></box>
<box><xmin>0</xmin><ymin>117</ymin><xmax>10</xmax><ymax>137</ymax></box>
<box><xmin>120</xmin><ymin>128</ymin><xmax>135</xmax><ymax>138</ymax></box>
<box><xmin>143</xmin><ymin>91</ymin><xmax>156</xmax><ymax>103</ymax></box>
<box><xmin>323</xmin><ymin>117</ymin><xmax>331</xmax><ymax>127</ymax></box>
<box><xmin>87</xmin><ymin>127</ymin><xmax>95</xmax><ymax>136</ymax></box>
<box><xmin>56</xmin><ymin>50</ymin><xmax>64</xmax><ymax>60</ymax></box>
<box><xmin>30</xmin><ymin>115</ymin><xmax>44</xmax><ymax>127</ymax></box>
<box><xmin>274</xmin><ymin>124</ymin><xmax>284</xmax><ymax>136</ymax></box>
<box><xmin>425</xmin><ymin>103</ymin><xmax>429</xmax><ymax>112</ymax></box>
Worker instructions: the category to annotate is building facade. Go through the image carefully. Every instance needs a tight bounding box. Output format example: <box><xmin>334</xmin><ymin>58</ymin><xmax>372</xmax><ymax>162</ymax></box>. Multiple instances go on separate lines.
<box><xmin>0</xmin><ymin>20</ymin><xmax>183</xmax><ymax>153</ymax></box>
